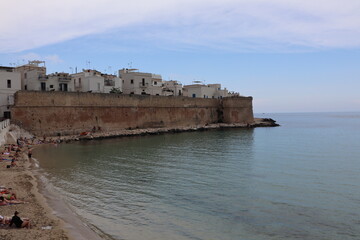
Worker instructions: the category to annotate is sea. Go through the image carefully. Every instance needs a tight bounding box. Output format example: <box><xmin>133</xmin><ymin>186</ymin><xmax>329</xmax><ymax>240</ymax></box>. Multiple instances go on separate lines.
<box><xmin>33</xmin><ymin>112</ymin><xmax>360</xmax><ymax>240</ymax></box>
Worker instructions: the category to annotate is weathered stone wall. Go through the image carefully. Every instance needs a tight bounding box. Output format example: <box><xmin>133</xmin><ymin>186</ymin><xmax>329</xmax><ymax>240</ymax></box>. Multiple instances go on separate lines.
<box><xmin>11</xmin><ymin>91</ymin><xmax>254</xmax><ymax>136</ymax></box>
<box><xmin>222</xmin><ymin>97</ymin><xmax>254</xmax><ymax>123</ymax></box>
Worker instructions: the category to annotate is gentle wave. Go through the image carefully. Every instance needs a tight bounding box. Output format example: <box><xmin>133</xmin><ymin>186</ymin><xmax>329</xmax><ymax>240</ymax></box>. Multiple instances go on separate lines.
<box><xmin>34</xmin><ymin>113</ymin><xmax>360</xmax><ymax>240</ymax></box>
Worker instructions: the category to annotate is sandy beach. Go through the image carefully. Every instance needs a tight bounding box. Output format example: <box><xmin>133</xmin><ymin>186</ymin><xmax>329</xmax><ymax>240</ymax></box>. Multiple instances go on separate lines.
<box><xmin>0</xmin><ymin>147</ymin><xmax>69</xmax><ymax>240</ymax></box>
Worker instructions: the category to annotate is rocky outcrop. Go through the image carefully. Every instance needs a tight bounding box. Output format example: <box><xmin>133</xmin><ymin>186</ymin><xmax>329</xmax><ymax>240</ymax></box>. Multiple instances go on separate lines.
<box><xmin>252</xmin><ymin>118</ymin><xmax>280</xmax><ymax>127</ymax></box>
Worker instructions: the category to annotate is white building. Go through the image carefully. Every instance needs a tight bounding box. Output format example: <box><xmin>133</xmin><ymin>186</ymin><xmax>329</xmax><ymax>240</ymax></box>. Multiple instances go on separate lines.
<box><xmin>103</xmin><ymin>73</ymin><xmax>122</xmax><ymax>93</ymax></box>
<box><xmin>0</xmin><ymin>66</ymin><xmax>21</xmax><ymax>118</ymax></box>
<box><xmin>162</xmin><ymin>80</ymin><xmax>183</xmax><ymax>96</ymax></box>
<box><xmin>72</xmin><ymin>69</ymin><xmax>121</xmax><ymax>93</ymax></box>
<box><xmin>15</xmin><ymin>60</ymin><xmax>46</xmax><ymax>91</ymax></box>
<box><xmin>47</xmin><ymin>72</ymin><xmax>74</xmax><ymax>92</ymax></box>
<box><xmin>183</xmin><ymin>83</ymin><xmax>229</xmax><ymax>99</ymax></box>
<box><xmin>119</xmin><ymin>68</ymin><xmax>163</xmax><ymax>95</ymax></box>
<box><xmin>15</xmin><ymin>61</ymin><xmax>76</xmax><ymax>92</ymax></box>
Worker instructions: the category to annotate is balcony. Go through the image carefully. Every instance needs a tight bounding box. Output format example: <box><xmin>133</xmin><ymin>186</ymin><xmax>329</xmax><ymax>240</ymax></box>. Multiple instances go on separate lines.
<box><xmin>58</xmin><ymin>77</ymin><xmax>72</xmax><ymax>82</ymax></box>
<box><xmin>38</xmin><ymin>75</ymin><xmax>48</xmax><ymax>81</ymax></box>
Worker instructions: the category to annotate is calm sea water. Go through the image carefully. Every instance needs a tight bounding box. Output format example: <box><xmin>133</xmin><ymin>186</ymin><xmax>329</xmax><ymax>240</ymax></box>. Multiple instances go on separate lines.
<box><xmin>34</xmin><ymin>112</ymin><xmax>360</xmax><ymax>240</ymax></box>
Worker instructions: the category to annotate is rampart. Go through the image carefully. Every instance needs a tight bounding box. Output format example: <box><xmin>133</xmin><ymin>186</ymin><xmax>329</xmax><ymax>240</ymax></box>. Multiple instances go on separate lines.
<box><xmin>11</xmin><ymin>91</ymin><xmax>254</xmax><ymax>136</ymax></box>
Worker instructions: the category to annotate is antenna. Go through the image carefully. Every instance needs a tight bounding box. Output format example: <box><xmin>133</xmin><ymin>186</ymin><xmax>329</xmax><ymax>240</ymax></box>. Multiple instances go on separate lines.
<box><xmin>86</xmin><ymin>60</ymin><xmax>91</xmax><ymax>69</ymax></box>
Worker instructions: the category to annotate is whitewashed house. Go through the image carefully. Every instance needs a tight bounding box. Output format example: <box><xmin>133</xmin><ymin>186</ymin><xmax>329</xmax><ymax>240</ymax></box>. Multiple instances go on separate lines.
<box><xmin>15</xmin><ymin>60</ymin><xmax>46</xmax><ymax>91</ymax></box>
<box><xmin>183</xmin><ymin>83</ymin><xmax>229</xmax><ymax>99</ymax></box>
<box><xmin>0</xmin><ymin>66</ymin><xmax>21</xmax><ymax>118</ymax></box>
<box><xmin>162</xmin><ymin>80</ymin><xmax>183</xmax><ymax>96</ymax></box>
<box><xmin>72</xmin><ymin>69</ymin><xmax>121</xmax><ymax>93</ymax></box>
<box><xmin>119</xmin><ymin>68</ymin><xmax>163</xmax><ymax>95</ymax></box>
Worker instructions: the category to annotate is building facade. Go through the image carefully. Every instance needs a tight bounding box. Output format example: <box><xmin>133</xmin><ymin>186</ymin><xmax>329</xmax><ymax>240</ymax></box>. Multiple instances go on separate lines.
<box><xmin>162</xmin><ymin>80</ymin><xmax>183</xmax><ymax>96</ymax></box>
<box><xmin>119</xmin><ymin>68</ymin><xmax>163</xmax><ymax>95</ymax></box>
<box><xmin>15</xmin><ymin>60</ymin><xmax>46</xmax><ymax>91</ymax></box>
<box><xmin>0</xmin><ymin>66</ymin><xmax>21</xmax><ymax>118</ymax></box>
<box><xmin>72</xmin><ymin>69</ymin><xmax>121</xmax><ymax>93</ymax></box>
<box><xmin>103</xmin><ymin>73</ymin><xmax>122</xmax><ymax>93</ymax></box>
<box><xmin>183</xmin><ymin>83</ymin><xmax>229</xmax><ymax>99</ymax></box>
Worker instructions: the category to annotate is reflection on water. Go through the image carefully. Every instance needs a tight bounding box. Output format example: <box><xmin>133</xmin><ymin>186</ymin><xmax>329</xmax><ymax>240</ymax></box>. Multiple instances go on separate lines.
<box><xmin>35</xmin><ymin>113</ymin><xmax>360</xmax><ymax>240</ymax></box>
<box><xmin>36</xmin><ymin>129</ymin><xmax>256</xmax><ymax>240</ymax></box>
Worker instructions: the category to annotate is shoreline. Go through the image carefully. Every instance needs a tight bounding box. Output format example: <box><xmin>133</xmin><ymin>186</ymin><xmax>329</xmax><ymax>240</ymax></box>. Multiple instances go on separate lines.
<box><xmin>0</xmin><ymin>147</ymin><xmax>69</xmax><ymax>240</ymax></box>
<box><xmin>32</xmin><ymin>156</ymin><xmax>106</xmax><ymax>240</ymax></box>
<box><xmin>0</xmin><ymin>118</ymin><xmax>278</xmax><ymax>240</ymax></box>
<box><xmin>54</xmin><ymin>118</ymin><xmax>279</xmax><ymax>142</ymax></box>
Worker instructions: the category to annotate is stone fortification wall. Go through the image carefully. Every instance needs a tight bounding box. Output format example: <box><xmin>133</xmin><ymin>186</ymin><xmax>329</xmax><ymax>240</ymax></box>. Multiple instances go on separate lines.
<box><xmin>222</xmin><ymin>97</ymin><xmax>254</xmax><ymax>123</ymax></box>
<box><xmin>11</xmin><ymin>91</ymin><xmax>254</xmax><ymax>136</ymax></box>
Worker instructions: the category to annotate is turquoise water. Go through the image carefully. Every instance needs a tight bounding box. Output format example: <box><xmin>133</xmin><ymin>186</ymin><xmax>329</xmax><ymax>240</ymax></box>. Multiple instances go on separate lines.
<box><xmin>34</xmin><ymin>112</ymin><xmax>360</xmax><ymax>240</ymax></box>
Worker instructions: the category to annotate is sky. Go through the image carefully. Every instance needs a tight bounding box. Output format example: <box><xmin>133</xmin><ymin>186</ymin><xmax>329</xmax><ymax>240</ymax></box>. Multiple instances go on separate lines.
<box><xmin>1</xmin><ymin>0</ymin><xmax>360</xmax><ymax>113</ymax></box>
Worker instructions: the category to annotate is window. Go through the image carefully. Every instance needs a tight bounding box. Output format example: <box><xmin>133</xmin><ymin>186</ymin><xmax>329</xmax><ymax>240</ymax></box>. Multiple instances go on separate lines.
<box><xmin>7</xmin><ymin>80</ymin><xmax>11</xmax><ymax>88</ymax></box>
<box><xmin>154</xmin><ymin>81</ymin><xmax>157</xmax><ymax>85</ymax></box>
<box><xmin>131</xmin><ymin>79</ymin><xmax>134</xmax><ymax>84</ymax></box>
<box><xmin>50</xmin><ymin>85</ymin><xmax>54</xmax><ymax>88</ymax></box>
<box><xmin>59</xmin><ymin>83</ymin><xmax>68</xmax><ymax>91</ymax></box>
<box><xmin>192</xmin><ymin>94</ymin><xmax>196</xmax><ymax>98</ymax></box>
<box><xmin>41</xmin><ymin>82</ymin><xmax>46</xmax><ymax>91</ymax></box>
<box><xmin>4</xmin><ymin>111</ymin><xmax>11</xmax><ymax>119</ymax></box>
<box><xmin>24</xmin><ymin>73</ymin><xmax>27</xmax><ymax>79</ymax></box>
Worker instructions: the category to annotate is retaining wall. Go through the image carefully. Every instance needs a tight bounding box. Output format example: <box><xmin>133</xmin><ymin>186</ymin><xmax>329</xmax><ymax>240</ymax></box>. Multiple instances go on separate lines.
<box><xmin>11</xmin><ymin>91</ymin><xmax>254</xmax><ymax>136</ymax></box>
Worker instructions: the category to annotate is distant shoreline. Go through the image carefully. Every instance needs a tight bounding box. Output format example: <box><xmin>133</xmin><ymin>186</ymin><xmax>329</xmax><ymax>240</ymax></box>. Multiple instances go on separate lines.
<box><xmin>53</xmin><ymin>118</ymin><xmax>279</xmax><ymax>143</ymax></box>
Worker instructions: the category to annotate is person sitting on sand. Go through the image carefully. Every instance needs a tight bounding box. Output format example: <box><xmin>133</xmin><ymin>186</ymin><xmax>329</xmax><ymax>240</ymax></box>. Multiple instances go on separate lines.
<box><xmin>9</xmin><ymin>211</ymin><xmax>30</xmax><ymax>228</ymax></box>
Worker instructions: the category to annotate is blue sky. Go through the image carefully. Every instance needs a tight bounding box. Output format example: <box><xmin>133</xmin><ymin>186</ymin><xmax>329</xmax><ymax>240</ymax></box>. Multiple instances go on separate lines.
<box><xmin>1</xmin><ymin>0</ymin><xmax>360</xmax><ymax>113</ymax></box>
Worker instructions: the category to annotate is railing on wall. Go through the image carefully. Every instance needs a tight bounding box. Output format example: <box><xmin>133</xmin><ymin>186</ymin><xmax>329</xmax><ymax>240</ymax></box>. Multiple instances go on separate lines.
<box><xmin>0</xmin><ymin>119</ymin><xmax>10</xmax><ymax>130</ymax></box>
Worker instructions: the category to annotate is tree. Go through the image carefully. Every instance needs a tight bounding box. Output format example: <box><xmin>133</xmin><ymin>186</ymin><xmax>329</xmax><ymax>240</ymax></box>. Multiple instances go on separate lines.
<box><xmin>109</xmin><ymin>87</ymin><xmax>122</xmax><ymax>94</ymax></box>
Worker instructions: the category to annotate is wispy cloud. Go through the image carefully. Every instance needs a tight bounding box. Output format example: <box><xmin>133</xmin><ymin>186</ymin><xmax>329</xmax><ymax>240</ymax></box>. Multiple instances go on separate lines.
<box><xmin>15</xmin><ymin>53</ymin><xmax>63</xmax><ymax>64</ymax></box>
<box><xmin>1</xmin><ymin>0</ymin><xmax>360</xmax><ymax>53</ymax></box>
